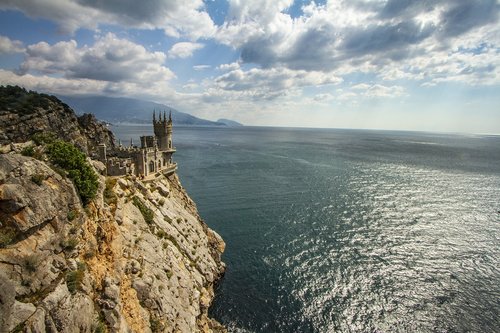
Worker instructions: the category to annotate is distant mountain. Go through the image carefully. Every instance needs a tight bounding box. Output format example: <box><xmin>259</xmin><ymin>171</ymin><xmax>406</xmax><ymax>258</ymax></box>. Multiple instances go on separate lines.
<box><xmin>217</xmin><ymin>118</ymin><xmax>243</xmax><ymax>127</ymax></box>
<box><xmin>58</xmin><ymin>95</ymin><xmax>226</xmax><ymax>126</ymax></box>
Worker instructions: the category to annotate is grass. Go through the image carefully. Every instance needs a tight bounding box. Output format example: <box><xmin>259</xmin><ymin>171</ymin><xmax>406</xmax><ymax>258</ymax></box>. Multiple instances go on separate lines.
<box><xmin>23</xmin><ymin>254</ymin><xmax>39</xmax><ymax>273</ymax></box>
<box><xmin>61</xmin><ymin>237</ymin><xmax>79</xmax><ymax>251</ymax></box>
<box><xmin>67</xmin><ymin>209</ymin><xmax>78</xmax><ymax>221</ymax></box>
<box><xmin>132</xmin><ymin>196</ymin><xmax>154</xmax><ymax>225</ymax></box>
<box><xmin>150</xmin><ymin>318</ymin><xmax>163</xmax><ymax>333</ymax></box>
<box><xmin>66</xmin><ymin>262</ymin><xmax>85</xmax><ymax>294</ymax></box>
<box><xmin>93</xmin><ymin>321</ymin><xmax>108</xmax><ymax>333</ymax></box>
<box><xmin>103</xmin><ymin>178</ymin><xmax>118</xmax><ymax>206</ymax></box>
<box><xmin>0</xmin><ymin>226</ymin><xmax>17</xmax><ymax>248</ymax></box>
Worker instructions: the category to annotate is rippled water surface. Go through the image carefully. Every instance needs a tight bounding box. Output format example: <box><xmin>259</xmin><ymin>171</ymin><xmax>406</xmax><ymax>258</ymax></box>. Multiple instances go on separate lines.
<box><xmin>113</xmin><ymin>126</ymin><xmax>500</xmax><ymax>332</ymax></box>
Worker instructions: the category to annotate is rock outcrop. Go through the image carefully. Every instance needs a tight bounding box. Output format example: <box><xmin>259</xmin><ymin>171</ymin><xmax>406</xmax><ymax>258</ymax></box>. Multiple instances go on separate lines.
<box><xmin>0</xmin><ymin>153</ymin><xmax>226</xmax><ymax>332</ymax></box>
<box><xmin>0</xmin><ymin>86</ymin><xmax>115</xmax><ymax>154</ymax></box>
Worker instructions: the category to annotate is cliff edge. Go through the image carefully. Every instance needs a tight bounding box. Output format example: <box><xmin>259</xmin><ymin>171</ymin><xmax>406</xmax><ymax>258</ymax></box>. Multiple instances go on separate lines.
<box><xmin>0</xmin><ymin>87</ymin><xmax>226</xmax><ymax>332</ymax></box>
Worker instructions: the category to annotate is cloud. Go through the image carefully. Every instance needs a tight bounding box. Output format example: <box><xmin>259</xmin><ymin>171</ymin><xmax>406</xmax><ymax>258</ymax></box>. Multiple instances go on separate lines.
<box><xmin>0</xmin><ymin>36</ymin><xmax>24</xmax><ymax>54</ymax></box>
<box><xmin>0</xmin><ymin>0</ymin><xmax>215</xmax><ymax>39</ymax></box>
<box><xmin>167</xmin><ymin>42</ymin><xmax>204</xmax><ymax>59</ymax></box>
<box><xmin>193</xmin><ymin>65</ymin><xmax>211</xmax><ymax>71</ymax></box>
<box><xmin>19</xmin><ymin>33</ymin><xmax>174</xmax><ymax>83</ymax></box>
<box><xmin>211</xmin><ymin>67</ymin><xmax>342</xmax><ymax>100</ymax></box>
<box><xmin>440</xmin><ymin>0</ymin><xmax>499</xmax><ymax>38</ymax></box>
<box><xmin>216</xmin><ymin>0</ymin><xmax>500</xmax><ymax>86</ymax></box>
<box><xmin>217</xmin><ymin>62</ymin><xmax>240</xmax><ymax>71</ymax></box>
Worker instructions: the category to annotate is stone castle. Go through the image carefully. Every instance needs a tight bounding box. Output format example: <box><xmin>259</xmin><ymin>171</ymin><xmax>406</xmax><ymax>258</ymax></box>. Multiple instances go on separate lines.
<box><xmin>98</xmin><ymin>111</ymin><xmax>177</xmax><ymax>177</ymax></box>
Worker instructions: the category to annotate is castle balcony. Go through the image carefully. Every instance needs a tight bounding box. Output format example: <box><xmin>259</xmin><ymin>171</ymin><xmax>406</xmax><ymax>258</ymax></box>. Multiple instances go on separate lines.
<box><xmin>161</xmin><ymin>162</ymin><xmax>177</xmax><ymax>176</ymax></box>
<box><xmin>164</xmin><ymin>147</ymin><xmax>176</xmax><ymax>153</ymax></box>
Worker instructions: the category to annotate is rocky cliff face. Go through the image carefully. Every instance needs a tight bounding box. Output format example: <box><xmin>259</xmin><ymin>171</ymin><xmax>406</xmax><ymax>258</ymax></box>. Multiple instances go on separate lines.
<box><xmin>0</xmin><ymin>153</ymin><xmax>226</xmax><ymax>332</ymax></box>
<box><xmin>0</xmin><ymin>86</ymin><xmax>115</xmax><ymax>154</ymax></box>
<box><xmin>0</xmin><ymin>86</ymin><xmax>226</xmax><ymax>332</ymax></box>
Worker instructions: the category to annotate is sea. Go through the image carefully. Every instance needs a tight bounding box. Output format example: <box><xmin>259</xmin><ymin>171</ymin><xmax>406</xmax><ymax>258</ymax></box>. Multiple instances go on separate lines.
<box><xmin>112</xmin><ymin>125</ymin><xmax>500</xmax><ymax>333</ymax></box>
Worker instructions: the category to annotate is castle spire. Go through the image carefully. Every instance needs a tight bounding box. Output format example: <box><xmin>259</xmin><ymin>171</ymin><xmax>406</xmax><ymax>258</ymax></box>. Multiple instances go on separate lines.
<box><xmin>169</xmin><ymin>110</ymin><xmax>172</xmax><ymax>122</ymax></box>
<box><xmin>153</xmin><ymin>109</ymin><xmax>156</xmax><ymax>122</ymax></box>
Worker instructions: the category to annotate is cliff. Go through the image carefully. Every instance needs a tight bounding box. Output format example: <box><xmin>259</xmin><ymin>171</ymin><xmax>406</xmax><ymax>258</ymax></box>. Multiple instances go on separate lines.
<box><xmin>0</xmin><ymin>87</ymin><xmax>226</xmax><ymax>333</ymax></box>
<box><xmin>0</xmin><ymin>86</ymin><xmax>115</xmax><ymax>154</ymax></box>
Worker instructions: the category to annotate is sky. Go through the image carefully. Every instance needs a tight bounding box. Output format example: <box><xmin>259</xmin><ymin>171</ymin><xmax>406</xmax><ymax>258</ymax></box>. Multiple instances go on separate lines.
<box><xmin>0</xmin><ymin>0</ymin><xmax>499</xmax><ymax>133</ymax></box>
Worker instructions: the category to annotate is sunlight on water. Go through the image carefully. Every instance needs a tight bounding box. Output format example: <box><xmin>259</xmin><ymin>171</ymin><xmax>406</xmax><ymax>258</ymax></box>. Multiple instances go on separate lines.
<box><xmin>113</xmin><ymin>125</ymin><xmax>500</xmax><ymax>333</ymax></box>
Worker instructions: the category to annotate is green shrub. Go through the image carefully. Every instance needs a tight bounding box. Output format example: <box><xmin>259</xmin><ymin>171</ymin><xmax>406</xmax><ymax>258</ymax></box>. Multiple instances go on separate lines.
<box><xmin>103</xmin><ymin>178</ymin><xmax>117</xmax><ymax>206</ymax></box>
<box><xmin>61</xmin><ymin>237</ymin><xmax>79</xmax><ymax>251</ymax></box>
<box><xmin>30</xmin><ymin>174</ymin><xmax>45</xmax><ymax>185</ymax></box>
<box><xmin>150</xmin><ymin>318</ymin><xmax>163</xmax><ymax>333</ymax></box>
<box><xmin>132</xmin><ymin>196</ymin><xmax>154</xmax><ymax>224</ymax></box>
<box><xmin>0</xmin><ymin>226</ymin><xmax>17</xmax><ymax>248</ymax></box>
<box><xmin>21</xmin><ymin>145</ymin><xmax>35</xmax><ymax>157</ymax></box>
<box><xmin>66</xmin><ymin>262</ymin><xmax>85</xmax><ymax>294</ymax></box>
<box><xmin>93</xmin><ymin>320</ymin><xmax>107</xmax><ymax>333</ymax></box>
<box><xmin>32</xmin><ymin>132</ymin><xmax>56</xmax><ymax>145</ymax></box>
<box><xmin>46</xmin><ymin>140</ymin><xmax>98</xmax><ymax>205</ymax></box>
<box><xmin>67</xmin><ymin>210</ymin><xmax>77</xmax><ymax>221</ymax></box>
<box><xmin>23</xmin><ymin>254</ymin><xmax>39</xmax><ymax>273</ymax></box>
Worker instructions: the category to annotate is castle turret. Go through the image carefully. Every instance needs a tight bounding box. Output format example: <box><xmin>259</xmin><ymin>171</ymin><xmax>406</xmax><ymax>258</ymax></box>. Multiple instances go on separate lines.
<box><xmin>153</xmin><ymin>110</ymin><xmax>169</xmax><ymax>150</ymax></box>
<box><xmin>167</xmin><ymin>111</ymin><xmax>173</xmax><ymax>150</ymax></box>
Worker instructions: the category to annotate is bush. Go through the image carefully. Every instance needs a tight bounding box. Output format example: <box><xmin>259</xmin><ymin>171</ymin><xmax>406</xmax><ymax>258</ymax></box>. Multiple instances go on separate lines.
<box><xmin>150</xmin><ymin>318</ymin><xmax>163</xmax><ymax>333</ymax></box>
<box><xmin>46</xmin><ymin>140</ymin><xmax>98</xmax><ymax>204</ymax></box>
<box><xmin>93</xmin><ymin>320</ymin><xmax>107</xmax><ymax>333</ymax></box>
<box><xmin>21</xmin><ymin>145</ymin><xmax>35</xmax><ymax>157</ymax></box>
<box><xmin>132</xmin><ymin>196</ymin><xmax>154</xmax><ymax>224</ymax></box>
<box><xmin>67</xmin><ymin>210</ymin><xmax>77</xmax><ymax>221</ymax></box>
<box><xmin>31</xmin><ymin>174</ymin><xmax>45</xmax><ymax>186</ymax></box>
<box><xmin>23</xmin><ymin>254</ymin><xmax>39</xmax><ymax>273</ymax></box>
<box><xmin>66</xmin><ymin>262</ymin><xmax>85</xmax><ymax>294</ymax></box>
<box><xmin>32</xmin><ymin>132</ymin><xmax>56</xmax><ymax>146</ymax></box>
<box><xmin>61</xmin><ymin>237</ymin><xmax>79</xmax><ymax>251</ymax></box>
<box><xmin>103</xmin><ymin>178</ymin><xmax>117</xmax><ymax>206</ymax></box>
<box><xmin>0</xmin><ymin>227</ymin><xmax>17</xmax><ymax>248</ymax></box>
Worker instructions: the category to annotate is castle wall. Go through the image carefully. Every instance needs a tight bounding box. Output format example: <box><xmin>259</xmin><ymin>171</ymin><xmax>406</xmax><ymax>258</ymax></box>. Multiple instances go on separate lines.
<box><xmin>98</xmin><ymin>113</ymin><xmax>176</xmax><ymax>178</ymax></box>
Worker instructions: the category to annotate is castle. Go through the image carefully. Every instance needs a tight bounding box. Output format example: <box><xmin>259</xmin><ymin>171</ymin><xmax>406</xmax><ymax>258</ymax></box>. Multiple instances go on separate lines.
<box><xmin>98</xmin><ymin>111</ymin><xmax>177</xmax><ymax>177</ymax></box>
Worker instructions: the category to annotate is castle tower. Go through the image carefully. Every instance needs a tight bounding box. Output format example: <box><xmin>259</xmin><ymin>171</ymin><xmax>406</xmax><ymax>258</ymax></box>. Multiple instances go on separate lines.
<box><xmin>167</xmin><ymin>111</ymin><xmax>173</xmax><ymax>150</ymax></box>
<box><xmin>153</xmin><ymin>110</ymin><xmax>168</xmax><ymax>150</ymax></box>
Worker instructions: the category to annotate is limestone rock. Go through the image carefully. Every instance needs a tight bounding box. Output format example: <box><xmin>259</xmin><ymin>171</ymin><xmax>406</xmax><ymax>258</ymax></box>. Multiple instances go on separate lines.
<box><xmin>0</xmin><ymin>86</ymin><xmax>115</xmax><ymax>154</ymax></box>
<box><xmin>0</xmin><ymin>150</ymin><xmax>226</xmax><ymax>332</ymax></box>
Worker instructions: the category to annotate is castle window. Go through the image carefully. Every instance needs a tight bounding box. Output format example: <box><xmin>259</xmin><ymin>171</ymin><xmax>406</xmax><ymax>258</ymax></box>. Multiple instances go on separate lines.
<box><xmin>149</xmin><ymin>161</ymin><xmax>154</xmax><ymax>173</ymax></box>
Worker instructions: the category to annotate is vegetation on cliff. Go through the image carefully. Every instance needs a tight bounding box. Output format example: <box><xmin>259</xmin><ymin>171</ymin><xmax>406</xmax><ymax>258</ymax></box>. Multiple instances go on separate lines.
<box><xmin>0</xmin><ymin>85</ymin><xmax>61</xmax><ymax>114</ymax></box>
<box><xmin>46</xmin><ymin>140</ymin><xmax>98</xmax><ymax>204</ymax></box>
<box><xmin>0</xmin><ymin>85</ymin><xmax>115</xmax><ymax>153</ymax></box>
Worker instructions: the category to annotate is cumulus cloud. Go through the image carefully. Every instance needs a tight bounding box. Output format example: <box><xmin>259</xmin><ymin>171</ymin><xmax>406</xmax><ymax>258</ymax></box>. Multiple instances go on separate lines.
<box><xmin>19</xmin><ymin>33</ymin><xmax>174</xmax><ymax>83</ymax></box>
<box><xmin>217</xmin><ymin>62</ymin><xmax>240</xmax><ymax>71</ymax></box>
<box><xmin>193</xmin><ymin>65</ymin><xmax>211</xmax><ymax>71</ymax></box>
<box><xmin>216</xmin><ymin>0</ymin><xmax>500</xmax><ymax>86</ymax></box>
<box><xmin>0</xmin><ymin>36</ymin><xmax>25</xmax><ymax>54</ymax></box>
<box><xmin>0</xmin><ymin>0</ymin><xmax>215</xmax><ymax>39</ymax></box>
<box><xmin>167</xmin><ymin>42</ymin><xmax>204</xmax><ymax>59</ymax></box>
<box><xmin>212</xmin><ymin>67</ymin><xmax>342</xmax><ymax>100</ymax></box>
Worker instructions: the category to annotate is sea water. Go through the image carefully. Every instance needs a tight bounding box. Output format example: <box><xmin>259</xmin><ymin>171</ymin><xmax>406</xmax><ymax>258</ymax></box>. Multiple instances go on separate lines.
<box><xmin>112</xmin><ymin>125</ymin><xmax>500</xmax><ymax>333</ymax></box>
